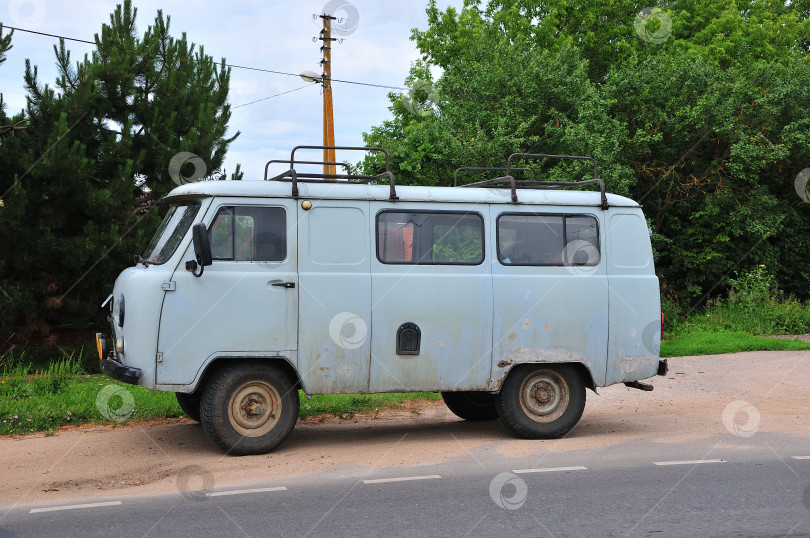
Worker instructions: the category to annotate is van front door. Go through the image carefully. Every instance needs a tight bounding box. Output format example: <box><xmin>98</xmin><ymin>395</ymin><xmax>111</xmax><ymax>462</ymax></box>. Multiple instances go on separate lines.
<box><xmin>156</xmin><ymin>199</ymin><xmax>298</xmax><ymax>388</ymax></box>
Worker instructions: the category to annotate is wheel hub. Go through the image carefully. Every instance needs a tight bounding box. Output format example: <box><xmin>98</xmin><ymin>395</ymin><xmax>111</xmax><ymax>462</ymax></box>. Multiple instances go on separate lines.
<box><xmin>229</xmin><ymin>382</ymin><xmax>282</xmax><ymax>437</ymax></box>
<box><xmin>242</xmin><ymin>396</ymin><xmax>265</xmax><ymax>418</ymax></box>
<box><xmin>531</xmin><ymin>383</ymin><xmax>554</xmax><ymax>405</ymax></box>
<box><xmin>519</xmin><ymin>369</ymin><xmax>570</xmax><ymax>423</ymax></box>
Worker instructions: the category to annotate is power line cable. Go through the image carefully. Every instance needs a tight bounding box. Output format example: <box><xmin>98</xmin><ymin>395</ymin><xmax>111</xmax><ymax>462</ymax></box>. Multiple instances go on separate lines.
<box><xmin>1</xmin><ymin>24</ymin><xmax>408</xmax><ymax>91</ymax></box>
<box><xmin>224</xmin><ymin>63</ymin><xmax>299</xmax><ymax>78</ymax></box>
<box><xmin>0</xmin><ymin>25</ymin><xmax>94</xmax><ymax>44</ymax></box>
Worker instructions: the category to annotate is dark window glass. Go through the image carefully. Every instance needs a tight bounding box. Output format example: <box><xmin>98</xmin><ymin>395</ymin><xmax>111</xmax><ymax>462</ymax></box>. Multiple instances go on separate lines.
<box><xmin>497</xmin><ymin>214</ymin><xmax>600</xmax><ymax>266</ymax></box>
<box><xmin>141</xmin><ymin>201</ymin><xmax>200</xmax><ymax>264</ymax></box>
<box><xmin>564</xmin><ymin>216</ymin><xmax>600</xmax><ymax>266</ymax></box>
<box><xmin>377</xmin><ymin>211</ymin><xmax>484</xmax><ymax>265</ymax></box>
<box><xmin>209</xmin><ymin>206</ymin><xmax>286</xmax><ymax>261</ymax></box>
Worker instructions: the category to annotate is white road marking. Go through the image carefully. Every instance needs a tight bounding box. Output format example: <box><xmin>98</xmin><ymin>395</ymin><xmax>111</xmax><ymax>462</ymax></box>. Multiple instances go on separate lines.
<box><xmin>513</xmin><ymin>466</ymin><xmax>588</xmax><ymax>474</ymax></box>
<box><xmin>792</xmin><ymin>456</ymin><xmax>810</xmax><ymax>460</ymax></box>
<box><xmin>207</xmin><ymin>487</ymin><xmax>287</xmax><ymax>497</ymax></box>
<box><xmin>29</xmin><ymin>501</ymin><xmax>122</xmax><ymax>514</ymax></box>
<box><xmin>363</xmin><ymin>475</ymin><xmax>442</xmax><ymax>484</ymax></box>
<box><xmin>653</xmin><ymin>459</ymin><xmax>726</xmax><ymax>466</ymax></box>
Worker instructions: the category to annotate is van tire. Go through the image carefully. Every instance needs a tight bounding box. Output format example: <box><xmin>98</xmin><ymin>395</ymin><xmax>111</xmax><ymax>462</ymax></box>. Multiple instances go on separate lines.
<box><xmin>200</xmin><ymin>362</ymin><xmax>299</xmax><ymax>455</ymax></box>
<box><xmin>175</xmin><ymin>391</ymin><xmax>202</xmax><ymax>422</ymax></box>
<box><xmin>441</xmin><ymin>391</ymin><xmax>498</xmax><ymax>421</ymax></box>
<box><xmin>495</xmin><ymin>364</ymin><xmax>585</xmax><ymax>439</ymax></box>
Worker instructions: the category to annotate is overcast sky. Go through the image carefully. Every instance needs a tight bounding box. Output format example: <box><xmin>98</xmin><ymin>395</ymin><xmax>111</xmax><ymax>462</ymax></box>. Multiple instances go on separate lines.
<box><xmin>1</xmin><ymin>0</ymin><xmax>462</xmax><ymax>180</ymax></box>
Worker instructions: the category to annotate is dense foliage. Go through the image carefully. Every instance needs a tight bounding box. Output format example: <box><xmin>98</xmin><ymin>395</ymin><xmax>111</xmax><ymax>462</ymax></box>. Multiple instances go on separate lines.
<box><xmin>0</xmin><ymin>1</ymin><xmax>240</xmax><ymax>341</ymax></box>
<box><xmin>362</xmin><ymin>0</ymin><xmax>810</xmax><ymax>304</ymax></box>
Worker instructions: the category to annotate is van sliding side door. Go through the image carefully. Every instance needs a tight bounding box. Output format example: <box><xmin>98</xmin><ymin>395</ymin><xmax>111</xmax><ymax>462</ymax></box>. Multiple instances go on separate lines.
<box><xmin>368</xmin><ymin>204</ymin><xmax>493</xmax><ymax>393</ymax></box>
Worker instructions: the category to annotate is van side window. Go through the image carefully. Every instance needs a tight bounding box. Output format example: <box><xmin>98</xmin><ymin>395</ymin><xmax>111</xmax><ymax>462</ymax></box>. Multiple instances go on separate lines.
<box><xmin>498</xmin><ymin>214</ymin><xmax>599</xmax><ymax>266</ymax></box>
<box><xmin>209</xmin><ymin>206</ymin><xmax>286</xmax><ymax>261</ymax></box>
<box><xmin>377</xmin><ymin>211</ymin><xmax>484</xmax><ymax>265</ymax></box>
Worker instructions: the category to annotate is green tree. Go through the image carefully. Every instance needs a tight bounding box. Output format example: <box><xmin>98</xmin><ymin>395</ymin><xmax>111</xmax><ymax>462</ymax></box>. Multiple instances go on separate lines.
<box><xmin>0</xmin><ymin>2</ymin><xmax>241</xmax><ymax>341</ymax></box>
<box><xmin>363</xmin><ymin>0</ymin><xmax>810</xmax><ymax>303</ymax></box>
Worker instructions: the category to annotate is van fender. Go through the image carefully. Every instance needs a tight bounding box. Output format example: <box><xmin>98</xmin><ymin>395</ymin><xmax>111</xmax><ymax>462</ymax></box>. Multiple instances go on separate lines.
<box><xmin>168</xmin><ymin>354</ymin><xmax>304</xmax><ymax>395</ymax></box>
<box><xmin>491</xmin><ymin>349</ymin><xmax>597</xmax><ymax>393</ymax></box>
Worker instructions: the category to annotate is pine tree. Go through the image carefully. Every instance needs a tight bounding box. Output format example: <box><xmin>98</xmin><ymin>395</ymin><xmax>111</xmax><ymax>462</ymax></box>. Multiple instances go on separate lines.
<box><xmin>0</xmin><ymin>2</ymin><xmax>241</xmax><ymax>344</ymax></box>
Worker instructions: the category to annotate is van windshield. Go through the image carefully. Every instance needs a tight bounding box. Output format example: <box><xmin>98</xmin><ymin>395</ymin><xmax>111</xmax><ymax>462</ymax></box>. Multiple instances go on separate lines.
<box><xmin>141</xmin><ymin>201</ymin><xmax>201</xmax><ymax>265</ymax></box>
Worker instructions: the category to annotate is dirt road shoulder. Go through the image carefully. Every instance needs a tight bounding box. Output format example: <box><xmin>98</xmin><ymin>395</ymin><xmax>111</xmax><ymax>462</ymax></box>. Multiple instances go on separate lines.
<box><xmin>2</xmin><ymin>350</ymin><xmax>808</xmax><ymax>507</ymax></box>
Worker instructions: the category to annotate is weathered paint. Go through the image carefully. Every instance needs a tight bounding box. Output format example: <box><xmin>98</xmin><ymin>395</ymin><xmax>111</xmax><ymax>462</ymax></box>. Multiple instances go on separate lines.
<box><xmin>604</xmin><ymin>212</ymin><xmax>662</xmax><ymax>385</ymax></box>
<box><xmin>104</xmin><ymin>180</ymin><xmax>661</xmax><ymax>397</ymax></box>
<box><xmin>156</xmin><ymin>197</ymin><xmax>298</xmax><ymax>388</ymax></box>
<box><xmin>107</xmin><ymin>265</ymin><xmax>169</xmax><ymax>390</ymax></box>
<box><xmin>297</xmin><ymin>200</ymin><xmax>372</xmax><ymax>394</ymax></box>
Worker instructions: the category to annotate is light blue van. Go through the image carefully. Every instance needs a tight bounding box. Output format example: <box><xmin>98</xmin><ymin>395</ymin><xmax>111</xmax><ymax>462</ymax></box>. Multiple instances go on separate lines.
<box><xmin>96</xmin><ymin>148</ymin><xmax>666</xmax><ymax>455</ymax></box>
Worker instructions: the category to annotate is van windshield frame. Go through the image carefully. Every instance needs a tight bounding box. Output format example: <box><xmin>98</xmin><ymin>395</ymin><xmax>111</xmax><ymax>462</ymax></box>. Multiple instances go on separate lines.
<box><xmin>141</xmin><ymin>201</ymin><xmax>201</xmax><ymax>265</ymax></box>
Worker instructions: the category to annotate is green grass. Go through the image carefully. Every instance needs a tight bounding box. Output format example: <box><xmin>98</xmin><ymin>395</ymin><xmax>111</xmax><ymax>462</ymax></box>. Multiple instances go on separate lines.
<box><xmin>661</xmin><ymin>331</ymin><xmax>810</xmax><ymax>358</ymax></box>
<box><xmin>658</xmin><ymin>266</ymin><xmax>810</xmax><ymax>357</ymax></box>
<box><xmin>0</xmin><ymin>357</ymin><xmax>441</xmax><ymax>436</ymax></box>
<box><xmin>299</xmin><ymin>392</ymin><xmax>441</xmax><ymax>420</ymax></box>
<box><xmin>0</xmin><ymin>365</ymin><xmax>184</xmax><ymax>436</ymax></box>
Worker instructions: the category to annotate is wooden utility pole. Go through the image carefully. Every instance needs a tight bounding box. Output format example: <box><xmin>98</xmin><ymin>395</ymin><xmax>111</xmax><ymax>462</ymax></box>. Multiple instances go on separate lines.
<box><xmin>317</xmin><ymin>14</ymin><xmax>337</xmax><ymax>178</ymax></box>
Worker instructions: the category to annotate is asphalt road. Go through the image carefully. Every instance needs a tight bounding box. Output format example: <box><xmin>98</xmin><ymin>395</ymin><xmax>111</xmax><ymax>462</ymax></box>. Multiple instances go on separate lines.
<box><xmin>3</xmin><ymin>430</ymin><xmax>810</xmax><ymax>537</ymax></box>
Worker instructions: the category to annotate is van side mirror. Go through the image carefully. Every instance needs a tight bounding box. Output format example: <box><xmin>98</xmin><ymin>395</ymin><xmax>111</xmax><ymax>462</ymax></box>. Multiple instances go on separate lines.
<box><xmin>187</xmin><ymin>222</ymin><xmax>212</xmax><ymax>277</ymax></box>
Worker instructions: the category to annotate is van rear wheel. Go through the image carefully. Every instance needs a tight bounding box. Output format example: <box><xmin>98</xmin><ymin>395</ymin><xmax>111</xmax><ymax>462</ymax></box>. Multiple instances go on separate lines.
<box><xmin>175</xmin><ymin>391</ymin><xmax>202</xmax><ymax>422</ymax></box>
<box><xmin>441</xmin><ymin>391</ymin><xmax>498</xmax><ymax>421</ymax></box>
<box><xmin>495</xmin><ymin>364</ymin><xmax>585</xmax><ymax>439</ymax></box>
<box><xmin>200</xmin><ymin>362</ymin><xmax>299</xmax><ymax>455</ymax></box>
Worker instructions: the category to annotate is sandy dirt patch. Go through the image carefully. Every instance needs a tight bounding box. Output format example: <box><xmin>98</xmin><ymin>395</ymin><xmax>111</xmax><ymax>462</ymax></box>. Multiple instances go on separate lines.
<box><xmin>1</xmin><ymin>350</ymin><xmax>807</xmax><ymax>507</ymax></box>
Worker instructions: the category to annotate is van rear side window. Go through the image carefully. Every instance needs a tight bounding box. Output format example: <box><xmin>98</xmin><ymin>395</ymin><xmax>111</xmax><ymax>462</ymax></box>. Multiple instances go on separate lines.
<box><xmin>209</xmin><ymin>206</ymin><xmax>286</xmax><ymax>261</ymax></box>
<box><xmin>498</xmin><ymin>213</ymin><xmax>600</xmax><ymax>266</ymax></box>
<box><xmin>377</xmin><ymin>211</ymin><xmax>484</xmax><ymax>265</ymax></box>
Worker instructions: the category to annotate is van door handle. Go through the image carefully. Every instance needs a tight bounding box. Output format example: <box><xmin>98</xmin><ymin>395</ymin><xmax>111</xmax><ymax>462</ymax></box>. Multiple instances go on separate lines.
<box><xmin>272</xmin><ymin>282</ymin><xmax>296</xmax><ymax>289</ymax></box>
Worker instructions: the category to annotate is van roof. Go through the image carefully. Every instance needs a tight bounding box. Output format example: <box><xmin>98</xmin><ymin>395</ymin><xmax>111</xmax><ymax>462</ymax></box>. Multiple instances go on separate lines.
<box><xmin>165</xmin><ymin>179</ymin><xmax>641</xmax><ymax>208</ymax></box>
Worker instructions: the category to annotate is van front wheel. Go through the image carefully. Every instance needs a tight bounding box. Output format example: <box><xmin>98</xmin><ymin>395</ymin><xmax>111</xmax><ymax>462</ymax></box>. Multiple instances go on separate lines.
<box><xmin>441</xmin><ymin>391</ymin><xmax>498</xmax><ymax>421</ymax></box>
<box><xmin>200</xmin><ymin>362</ymin><xmax>299</xmax><ymax>455</ymax></box>
<box><xmin>495</xmin><ymin>364</ymin><xmax>585</xmax><ymax>439</ymax></box>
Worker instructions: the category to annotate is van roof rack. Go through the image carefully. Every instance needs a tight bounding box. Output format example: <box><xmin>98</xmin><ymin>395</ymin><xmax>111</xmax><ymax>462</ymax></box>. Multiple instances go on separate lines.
<box><xmin>454</xmin><ymin>153</ymin><xmax>609</xmax><ymax>209</ymax></box>
<box><xmin>265</xmin><ymin>145</ymin><xmax>398</xmax><ymax>200</ymax></box>
<box><xmin>453</xmin><ymin>167</ymin><xmax>536</xmax><ymax>185</ymax></box>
